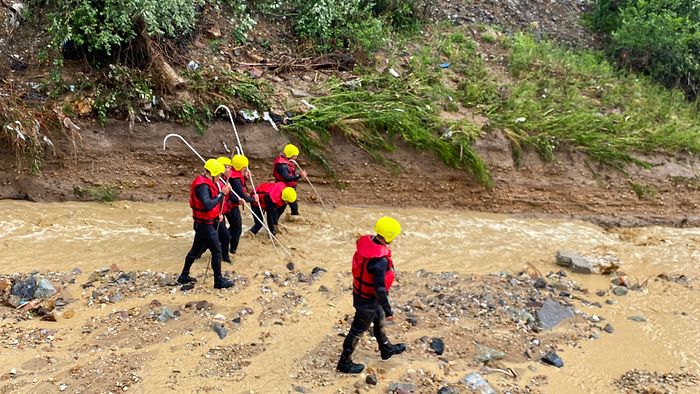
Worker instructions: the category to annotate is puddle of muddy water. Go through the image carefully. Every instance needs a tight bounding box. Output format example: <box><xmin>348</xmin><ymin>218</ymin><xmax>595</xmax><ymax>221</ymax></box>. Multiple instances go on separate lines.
<box><xmin>0</xmin><ymin>200</ymin><xmax>698</xmax><ymax>393</ymax></box>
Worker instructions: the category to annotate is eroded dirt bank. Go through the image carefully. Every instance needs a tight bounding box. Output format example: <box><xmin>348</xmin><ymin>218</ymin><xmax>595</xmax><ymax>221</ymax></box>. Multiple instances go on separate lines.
<box><xmin>1</xmin><ymin>120</ymin><xmax>698</xmax><ymax>228</ymax></box>
<box><xmin>0</xmin><ymin>202</ymin><xmax>699</xmax><ymax>393</ymax></box>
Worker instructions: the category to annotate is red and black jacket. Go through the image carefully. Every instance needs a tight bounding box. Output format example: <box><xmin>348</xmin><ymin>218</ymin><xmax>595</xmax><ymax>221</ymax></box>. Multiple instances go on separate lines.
<box><xmin>272</xmin><ymin>155</ymin><xmax>298</xmax><ymax>187</ymax></box>
<box><xmin>352</xmin><ymin>235</ymin><xmax>395</xmax><ymax>299</ymax></box>
<box><xmin>189</xmin><ymin>175</ymin><xmax>221</xmax><ymax>224</ymax></box>
<box><xmin>252</xmin><ymin>182</ymin><xmax>286</xmax><ymax>210</ymax></box>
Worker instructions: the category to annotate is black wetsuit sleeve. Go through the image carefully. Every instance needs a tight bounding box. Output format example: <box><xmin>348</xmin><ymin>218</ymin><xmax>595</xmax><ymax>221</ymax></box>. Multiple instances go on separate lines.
<box><xmin>230</xmin><ymin>178</ymin><xmax>255</xmax><ymax>203</ymax></box>
<box><xmin>196</xmin><ymin>183</ymin><xmax>223</xmax><ymax>211</ymax></box>
<box><xmin>276</xmin><ymin>163</ymin><xmax>301</xmax><ymax>182</ymax></box>
<box><xmin>367</xmin><ymin>257</ymin><xmax>393</xmax><ymax>317</ymax></box>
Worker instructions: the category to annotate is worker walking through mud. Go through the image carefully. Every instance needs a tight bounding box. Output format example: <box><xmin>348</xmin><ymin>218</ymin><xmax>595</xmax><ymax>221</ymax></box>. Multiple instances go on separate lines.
<box><xmin>336</xmin><ymin>216</ymin><xmax>407</xmax><ymax>373</ymax></box>
<box><xmin>179</xmin><ymin>159</ymin><xmax>234</xmax><ymax>289</ymax></box>
<box><xmin>272</xmin><ymin>144</ymin><xmax>306</xmax><ymax>218</ymax></box>
<box><xmin>249</xmin><ymin>181</ymin><xmax>297</xmax><ymax>236</ymax></box>
<box><xmin>226</xmin><ymin>154</ymin><xmax>257</xmax><ymax>255</ymax></box>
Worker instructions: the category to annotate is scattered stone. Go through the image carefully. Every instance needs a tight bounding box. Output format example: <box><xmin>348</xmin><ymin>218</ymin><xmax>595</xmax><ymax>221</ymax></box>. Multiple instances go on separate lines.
<box><xmin>613</xmin><ymin>286</ymin><xmax>628</xmax><ymax>296</ymax></box>
<box><xmin>604</xmin><ymin>323</ymin><xmax>614</xmax><ymax>333</ymax></box>
<box><xmin>537</xmin><ymin>298</ymin><xmax>575</xmax><ymax>330</ymax></box>
<box><xmin>11</xmin><ymin>276</ymin><xmax>36</xmax><ymax>299</ymax></box>
<box><xmin>59</xmin><ymin>383</ymin><xmax>68</xmax><ymax>391</ymax></box>
<box><xmin>430</xmin><ymin>337</ymin><xmax>445</xmax><ymax>355</ymax></box>
<box><xmin>286</xmin><ymin>262</ymin><xmax>295</xmax><ymax>271</ymax></box>
<box><xmin>180</xmin><ymin>283</ymin><xmax>195</xmax><ymax>291</ymax></box>
<box><xmin>388</xmin><ymin>68</ymin><xmax>401</xmax><ymax>78</ymax></box>
<box><xmin>311</xmin><ymin>267</ymin><xmax>327</xmax><ymax>277</ymax></box>
<box><xmin>606</xmin><ymin>299</ymin><xmax>616</xmax><ymax>305</ymax></box>
<box><xmin>462</xmin><ymin>372</ymin><xmax>495</xmax><ymax>394</ymax></box>
<box><xmin>595</xmin><ymin>290</ymin><xmax>606</xmax><ymax>297</ymax></box>
<box><xmin>628</xmin><ymin>316</ymin><xmax>647</xmax><ymax>323</ymax></box>
<box><xmin>590</xmin><ymin>314</ymin><xmax>600</xmax><ymax>323</ymax></box>
<box><xmin>513</xmin><ymin>308</ymin><xmax>536</xmax><ymax>324</ymax></box>
<box><xmin>195</xmin><ymin>300</ymin><xmax>212</xmax><ymax>310</ymax></box>
<box><xmin>293</xmin><ymin>386</ymin><xmax>308</xmax><ymax>393</ymax></box>
<box><xmin>248</xmin><ymin>67</ymin><xmax>263</xmax><ymax>79</ymax></box>
<box><xmin>34</xmin><ymin>279</ymin><xmax>57</xmax><ymax>299</ymax></box>
<box><xmin>212</xmin><ymin>323</ymin><xmax>228</xmax><ymax>339</ymax></box>
<box><xmin>534</xmin><ymin>278</ymin><xmax>547</xmax><ymax>289</ymax></box>
<box><xmin>437</xmin><ymin>387</ymin><xmax>457</xmax><ymax>394</ymax></box>
<box><xmin>366</xmin><ymin>374</ymin><xmax>378</xmax><ymax>385</ymax></box>
<box><xmin>541</xmin><ymin>351</ymin><xmax>564</xmax><ymax>368</ymax></box>
<box><xmin>290</xmin><ymin>88</ymin><xmax>309</xmax><ymax>98</ymax></box>
<box><xmin>556</xmin><ymin>251</ymin><xmax>592</xmax><ymax>274</ymax></box>
<box><xmin>406</xmin><ymin>315</ymin><xmax>418</xmax><ymax>326</ymax></box>
<box><xmin>232</xmin><ymin>316</ymin><xmax>242</xmax><ymax>324</ymax></box>
<box><xmin>9</xmin><ymin>368</ymin><xmax>16</xmax><ymax>375</ymax></box>
<box><xmin>388</xmin><ymin>382</ymin><xmax>417</xmax><ymax>393</ymax></box>
<box><xmin>206</xmin><ymin>26</ymin><xmax>221</xmax><ymax>39</ymax></box>
<box><xmin>158</xmin><ymin>307</ymin><xmax>176</xmax><ymax>322</ymax></box>
<box><xmin>475</xmin><ymin>346</ymin><xmax>505</xmax><ymax>363</ymax></box>
<box><xmin>109</xmin><ymin>292</ymin><xmax>123</xmax><ymax>303</ymax></box>
<box><xmin>214</xmin><ymin>314</ymin><xmax>226</xmax><ymax>321</ymax></box>
<box><xmin>71</xmin><ymin>267</ymin><xmax>82</xmax><ymax>275</ymax></box>
<box><xmin>318</xmin><ymin>285</ymin><xmax>329</xmax><ymax>292</ymax></box>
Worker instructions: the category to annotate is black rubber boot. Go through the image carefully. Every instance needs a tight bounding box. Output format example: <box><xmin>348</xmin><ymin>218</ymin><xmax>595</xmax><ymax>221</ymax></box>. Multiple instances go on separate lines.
<box><xmin>380</xmin><ymin>342</ymin><xmax>407</xmax><ymax>360</ymax></box>
<box><xmin>177</xmin><ymin>275</ymin><xmax>198</xmax><ymax>284</ymax></box>
<box><xmin>214</xmin><ymin>277</ymin><xmax>234</xmax><ymax>289</ymax></box>
<box><xmin>336</xmin><ymin>351</ymin><xmax>364</xmax><ymax>374</ymax></box>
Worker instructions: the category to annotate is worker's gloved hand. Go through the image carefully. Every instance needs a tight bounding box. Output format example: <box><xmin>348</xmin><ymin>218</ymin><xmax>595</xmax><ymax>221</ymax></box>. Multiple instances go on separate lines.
<box><xmin>222</xmin><ymin>184</ymin><xmax>231</xmax><ymax>195</ymax></box>
<box><xmin>300</xmin><ymin>170</ymin><xmax>308</xmax><ymax>178</ymax></box>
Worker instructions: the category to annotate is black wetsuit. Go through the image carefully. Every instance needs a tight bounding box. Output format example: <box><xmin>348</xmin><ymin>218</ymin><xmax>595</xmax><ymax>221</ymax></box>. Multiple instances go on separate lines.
<box><xmin>226</xmin><ymin>177</ymin><xmax>255</xmax><ymax>253</ymax></box>
<box><xmin>249</xmin><ymin>194</ymin><xmax>282</xmax><ymax>235</ymax></box>
<box><xmin>181</xmin><ymin>184</ymin><xmax>225</xmax><ymax>280</ymax></box>
<box><xmin>275</xmin><ymin>163</ymin><xmax>300</xmax><ymax>216</ymax></box>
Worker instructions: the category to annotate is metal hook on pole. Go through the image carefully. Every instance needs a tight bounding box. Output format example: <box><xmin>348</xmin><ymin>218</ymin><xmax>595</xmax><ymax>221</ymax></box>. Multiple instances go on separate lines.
<box><xmin>163</xmin><ymin>133</ymin><xmax>205</xmax><ymax>163</ymax></box>
<box><xmin>290</xmin><ymin>159</ymin><xmax>326</xmax><ymax>209</ymax></box>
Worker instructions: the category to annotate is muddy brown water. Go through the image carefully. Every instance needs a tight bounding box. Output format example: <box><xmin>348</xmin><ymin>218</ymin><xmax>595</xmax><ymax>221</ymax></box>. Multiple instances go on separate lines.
<box><xmin>1</xmin><ymin>200</ymin><xmax>699</xmax><ymax>393</ymax></box>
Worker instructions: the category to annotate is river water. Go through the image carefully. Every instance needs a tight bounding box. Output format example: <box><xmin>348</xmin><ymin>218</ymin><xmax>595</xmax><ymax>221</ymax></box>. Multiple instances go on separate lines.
<box><xmin>1</xmin><ymin>200</ymin><xmax>698</xmax><ymax>392</ymax></box>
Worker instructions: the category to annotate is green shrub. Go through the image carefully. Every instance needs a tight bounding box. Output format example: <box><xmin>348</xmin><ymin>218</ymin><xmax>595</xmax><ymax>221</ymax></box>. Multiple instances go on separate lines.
<box><xmin>587</xmin><ymin>0</ymin><xmax>700</xmax><ymax>96</ymax></box>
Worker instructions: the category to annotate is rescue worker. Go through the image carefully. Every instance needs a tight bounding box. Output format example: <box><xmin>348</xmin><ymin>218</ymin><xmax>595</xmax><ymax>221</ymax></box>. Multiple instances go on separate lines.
<box><xmin>272</xmin><ymin>143</ymin><xmax>306</xmax><ymax>218</ymax></box>
<box><xmin>249</xmin><ymin>182</ymin><xmax>296</xmax><ymax>236</ymax></box>
<box><xmin>226</xmin><ymin>154</ymin><xmax>257</xmax><ymax>254</ymax></box>
<box><xmin>336</xmin><ymin>217</ymin><xmax>406</xmax><ymax>374</ymax></box>
<box><xmin>178</xmin><ymin>159</ymin><xmax>234</xmax><ymax>289</ymax></box>
<box><xmin>194</xmin><ymin>157</ymin><xmax>234</xmax><ymax>263</ymax></box>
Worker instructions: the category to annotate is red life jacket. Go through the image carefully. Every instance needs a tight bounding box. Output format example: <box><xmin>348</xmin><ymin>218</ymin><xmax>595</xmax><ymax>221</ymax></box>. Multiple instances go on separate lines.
<box><xmin>272</xmin><ymin>155</ymin><xmax>298</xmax><ymax>187</ymax></box>
<box><xmin>189</xmin><ymin>175</ymin><xmax>221</xmax><ymax>224</ymax></box>
<box><xmin>352</xmin><ymin>235</ymin><xmax>395</xmax><ymax>299</ymax></box>
<box><xmin>227</xmin><ymin>169</ymin><xmax>248</xmax><ymax>208</ymax></box>
<box><xmin>216</xmin><ymin>177</ymin><xmax>230</xmax><ymax>215</ymax></box>
<box><xmin>253</xmin><ymin>182</ymin><xmax>286</xmax><ymax>210</ymax></box>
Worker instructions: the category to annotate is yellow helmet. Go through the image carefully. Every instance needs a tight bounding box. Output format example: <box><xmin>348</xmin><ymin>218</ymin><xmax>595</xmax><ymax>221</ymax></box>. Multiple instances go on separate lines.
<box><xmin>231</xmin><ymin>154</ymin><xmax>249</xmax><ymax>171</ymax></box>
<box><xmin>204</xmin><ymin>158</ymin><xmax>225</xmax><ymax>177</ymax></box>
<box><xmin>283</xmin><ymin>143</ymin><xmax>300</xmax><ymax>158</ymax></box>
<box><xmin>375</xmin><ymin>216</ymin><xmax>401</xmax><ymax>243</ymax></box>
<box><xmin>281</xmin><ymin>187</ymin><xmax>297</xmax><ymax>203</ymax></box>
<box><xmin>217</xmin><ymin>156</ymin><xmax>232</xmax><ymax>167</ymax></box>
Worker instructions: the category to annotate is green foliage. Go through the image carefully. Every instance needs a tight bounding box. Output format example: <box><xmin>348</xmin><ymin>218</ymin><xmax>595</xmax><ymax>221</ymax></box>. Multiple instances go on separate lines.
<box><xmin>587</xmin><ymin>0</ymin><xmax>700</xmax><ymax>96</ymax></box>
<box><xmin>42</xmin><ymin>0</ymin><xmax>204</xmax><ymax>57</ymax></box>
<box><xmin>94</xmin><ymin>65</ymin><xmax>153</xmax><ymax>124</ymax></box>
<box><xmin>87</xmin><ymin>185</ymin><xmax>121</xmax><ymax>202</ymax></box>
<box><xmin>629</xmin><ymin>181</ymin><xmax>657</xmax><ymax>200</ymax></box>
<box><xmin>488</xmin><ymin>34</ymin><xmax>700</xmax><ymax>166</ymax></box>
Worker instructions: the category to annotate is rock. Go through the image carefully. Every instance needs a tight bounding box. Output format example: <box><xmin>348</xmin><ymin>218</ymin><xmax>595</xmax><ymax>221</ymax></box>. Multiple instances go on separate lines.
<box><xmin>71</xmin><ymin>267</ymin><xmax>82</xmax><ymax>275</ymax></box>
<box><xmin>430</xmin><ymin>338</ymin><xmax>445</xmax><ymax>355</ymax></box>
<box><xmin>180</xmin><ymin>283</ymin><xmax>195</xmax><ymax>291</ymax></box>
<box><xmin>596</xmin><ymin>290</ymin><xmax>606</xmax><ymax>296</ymax></box>
<box><xmin>556</xmin><ymin>251</ymin><xmax>592</xmax><ymax>274</ymax></box>
<box><xmin>9</xmin><ymin>368</ymin><xmax>16</xmax><ymax>375</ymax></box>
<box><xmin>248</xmin><ymin>67</ymin><xmax>264</xmax><ymax>79</ymax></box>
<box><xmin>290</xmin><ymin>88</ymin><xmax>309</xmax><ymax>98</ymax></box>
<box><xmin>613</xmin><ymin>286</ymin><xmax>628</xmax><ymax>296</ymax></box>
<box><xmin>8</xmin><ymin>295</ymin><xmax>21</xmax><ymax>308</ymax></box>
<box><xmin>214</xmin><ymin>313</ymin><xmax>226</xmax><ymax>321</ymax></box>
<box><xmin>206</xmin><ymin>26</ymin><xmax>221</xmax><ymax>39</ymax></box>
<box><xmin>33</xmin><ymin>279</ymin><xmax>57</xmax><ymax>299</ymax></box>
<box><xmin>366</xmin><ymin>374</ymin><xmax>378</xmax><ymax>385</ymax></box>
<box><xmin>318</xmin><ymin>285</ymin><xmax>329</xmax><ymax>292</ymax></box>
<box><xmin>232</xmin><ymin>316</ymin><xmax>241</xmax><ymax>324</ymax></box>
<box><xmin>388</xmin><ymin>68</ymin><xmax>401</xmax><ymax>78</ymax></box>
<box><xmin>542</xmin><ymin>352</ymin><xmax>564</xmax><ymax>368</ymax></box>
<box><xmin>195</xmin><ymin>300</ymin><xmax>212</xmax><ymax>310</ymax></box>
<box><xmin>311</xmin><ymin>267</ymin><xmax>327</xmax><ymax>277</ymax></box>
<box><xmin>606</xmin><ymin>299</ymin><xmax>616</xmax><ymax>305</ymax></box>
<box><xmin>437</xmin><ymin>387</ymin><xmax>457</xmax><ymax>394</ymax></box>
<box><xmin>41</xmin><ymin>313</ymin><xmax>57</xmax><ymax>322</ymax></box>
<box><xmin>534</xmin><ymin>278</ymin><xmax>547</xmax><ymax>289</ymax></box>
<box><xmin>158</xmin><ymin>307</ymin><xmax>176</xmax><ymax>322</ymax></box>
<box><xmin>590</xmin><ymin>314</ymin><xmax>600</xmax><ymax>323</ymax></box>
<box><xmin>302</xmin><ymin>75</ymin><xmax>313</xmax><ymax>82</ymax></box>
<box><xmin>628</xmin><ymin>315</ymin><xmax>647</xmax><ymax>323</ymax></box>
<box><xmin>212</xmin><ymin>323</ymin><xmax>228</xmax><ymax>339</ymax></box>
<box><xmin>286</xmin><ymin>262</ymin><xmax>295</xmax><ymax>271</ymax></box>
<box><xmin>388</xmin><ymin>382</ymin><xmax>417</xmax><ymax>393</ymax></box>
<box><xmin>11</xmin><ymin>276</ymin><xmax>36</xmax><ymax>299</ymax></box>
<box><xmin>604</xmin><ymin>323</ymin><xmax>614</xmax><ymax>333</ymax></box>
<box><xmin>475</xmin><ymin>346</ymin><xmax>505</xmax><ymax>363</ymax></box>
<box><xmin>537</xmin><ymin>298</ymin><xmax>574</xmax><ymax>330</ymax></box>
<box><xmin>59</xmin><ymin>383</ymin><xmax>68</xmax><ymax>391</ymax></box>
<box><xmin>293</xmin><ymin>386</ymin><xmax>308</xmax><ymax>393</ymax></box>
<box><xmin>109</xmin><ymin>292</ymin><xmax>123</xmax><ymax>303</ymax></box>
<box><xmin>462</xmin><ymin>372</ymin><xmax>495</xmax><ymax>394</ymax></box>
<box><xmin>109</xmin><ymin>263</ymin><xmax>120</xmax><ymax>272</ymax></box>
<box><xmin>513</xmin><ymin>308</ymin><xmax>536</xmax><ymax>324</ymax></box>
<box><xmin>406</xmin><ymin>315</ymin><xmax>418</xmax><ymax>326</ymax></box>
